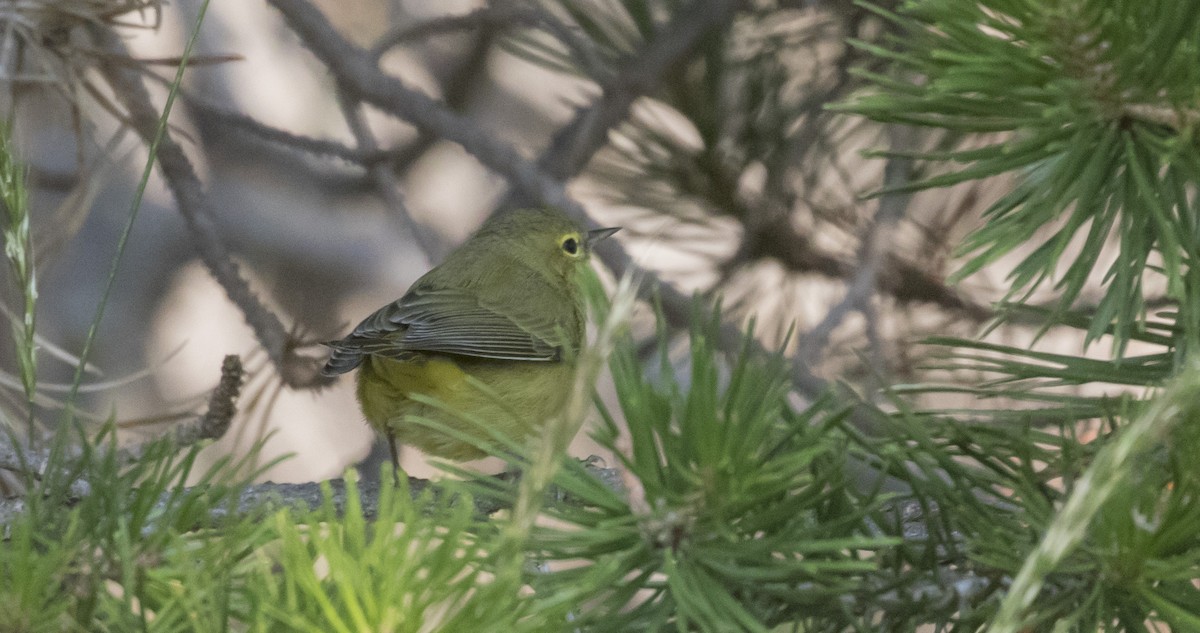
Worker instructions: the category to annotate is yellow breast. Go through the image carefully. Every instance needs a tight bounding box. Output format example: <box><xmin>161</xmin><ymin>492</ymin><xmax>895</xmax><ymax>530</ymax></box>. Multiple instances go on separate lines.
<box><xmin>356</xmin><ymin>354</ymin><xmax>573</xmax><ymax>460</ymax></box>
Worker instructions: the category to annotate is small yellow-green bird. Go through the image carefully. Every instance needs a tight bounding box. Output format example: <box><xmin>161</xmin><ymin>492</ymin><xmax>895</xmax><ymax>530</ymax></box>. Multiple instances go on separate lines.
<box><xmin>322</xmin><ymin>208</ymin><xmax>618</xmax><ymax>468</ymax></box>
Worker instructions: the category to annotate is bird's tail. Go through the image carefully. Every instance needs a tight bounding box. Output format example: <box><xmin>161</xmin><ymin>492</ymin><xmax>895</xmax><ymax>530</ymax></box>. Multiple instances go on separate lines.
<box><xmin>321</xmin><ymin>342</ymin><xmax>364</xmax><ymax>377</ymax></box>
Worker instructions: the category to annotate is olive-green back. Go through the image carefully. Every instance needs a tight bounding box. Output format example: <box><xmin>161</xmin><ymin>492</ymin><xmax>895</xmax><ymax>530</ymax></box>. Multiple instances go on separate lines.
<box><xmin>323</xmin><ymin>209</ymin><xmax>588</xmax><ymax>375</ymax></box>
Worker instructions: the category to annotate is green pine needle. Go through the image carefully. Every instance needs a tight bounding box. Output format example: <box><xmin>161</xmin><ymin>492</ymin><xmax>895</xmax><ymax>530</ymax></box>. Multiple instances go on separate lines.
<box><xmin>0</xmin><ymin>124</ymin><xmax>37</xmax><ymax>431</ymax></box>
<box><xmin>844</xmin><ymin>0</ymin><xmax>1200</xmax><ymax>356</ymax></box>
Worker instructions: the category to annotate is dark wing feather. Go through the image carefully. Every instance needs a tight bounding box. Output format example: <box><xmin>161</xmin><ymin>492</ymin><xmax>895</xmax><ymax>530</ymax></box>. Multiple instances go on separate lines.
<box><xmin>321</xmin><ymin>287</ymin><xmax>562</xmax><ymax>376</ymax></box>
<box><xmin>390</xmin><ymin>289</ymin><xmax>561</xmax><ymax>359</ymax></box>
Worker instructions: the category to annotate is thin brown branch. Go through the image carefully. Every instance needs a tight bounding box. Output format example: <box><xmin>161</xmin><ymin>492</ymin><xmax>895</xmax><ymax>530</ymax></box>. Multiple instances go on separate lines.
<box><xmin>183</xmin><ymin>93</ymin><xmax>386</xmax><ymax>165</ymax></box>
<box><xmin>0</xmin><ymin>354</ymin><xmax>245</xmax><ymax>494</ymax></box>
<box><xmin>341</xmin><ymin>22</ymin><xmax>499</xmax><ymax>264</ymax></box>
<box><xmin>0</xmin><ymin>460</ymin><xmax>625</xmax><ymax>529</ymax></box>
<box><xmin>529</xmin><ymin>0</ymin><xmax>744</xmax><ymax>188</ymax></box>
<box><xmin>746</xmin><ymin>220</ymin><xmax>991</xmax><ymax>319</ymax></box>
<box><xmin>336</xmin><ymin>91</ymin><xmax>439</xmax><ymax>263</ymax></box>
<box><xmin>798</xmin><ymin>129</ymin><xmax>914</xmax><ymax>368</ymax></box>
<box><xmin>269</xmin><ymin>0</ymin><xmax>583</xmax><ymax>219</ymax></box>
<box><xmin>119</xmin><ymin>354</ymin><xmax>245</xmax><ymax>463</ymax></box>
<box><xmin>388</xmin><ymin>19</ymin><xmax>498</xmax><ymax>176</ymax></box>
<box><xmin>369</xmin><ymin>5</ymin><xmax>537</xmax><ymax>57</ymax></box>
<box><xmin>89</xmin><ymin>28</ymin><xmax>326</xmax><ymax>389</ymax></box>
<box><xmin>369</xmin><ymin>5</ymin><xmax>605</xmax><ymax>78</ymax></box>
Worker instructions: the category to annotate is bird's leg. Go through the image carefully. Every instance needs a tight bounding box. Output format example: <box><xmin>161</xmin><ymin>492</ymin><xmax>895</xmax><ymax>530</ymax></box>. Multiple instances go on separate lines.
<box><xmin>387</xmin><ymin>431</ymin><xmax>401</xmax><ymax>487</ymax></box>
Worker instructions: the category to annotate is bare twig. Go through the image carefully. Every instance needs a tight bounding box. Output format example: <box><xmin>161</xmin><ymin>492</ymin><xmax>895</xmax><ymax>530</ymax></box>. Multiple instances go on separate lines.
<box><xmin>270</xmin><ymin>0</ymin><xmax>579</xmax><ymax>216</ymax></box>
<box><xmin>369</xmin><ymin>4</ymin><xmax>605</xmax><ymax>78</ymax></box>
<box><xmin>183</xmin><ymin>93</ymin><xmax>385</xmax><ymax>165</ymax></box>
<box><xmin>798</xmin><ymin>130</ymin><xmax>915</xmax><ymax>367</ymax></box>
<box><xmin>0</xmin><ymin>460</ymin><xmax>626</xmax><ymax>530</ymax></box>
<box><xmin>87</xmin><ymin>29</ymin><xmax>324</xmax><ymax>388</ymax></box>
<box><xmin>387</xmin><ymin>19</ymin><xmax>498</xmax><ymax>175</ymax></box>
<box><xmin>373</xmin><ymin>6</ymin><xmax>521</xmax><ymax>50</ymax></box>
<box><xmin>119</xmin><ymin>354</ymin><xmax>245</xmax><ymax>463</ymax></box>
<box><xmin>336</xmin><ymin>91</ymin><xmax>440</xmax><ymax>262</ymax></box>
<box><xmin>177</xmin><ymin>353</ymin><xmax>243</xmax><ymax>443</ymax></box>
<box><xmin>338</xmin><ymin>14</ymin><xmax>502</xmax><ymax>265</ymax></box>
<box><xmin>0</xmin><ymin>355</ymin><xmax>245</xmax><ymax>475</ymax></box>
<box><xmin>527</xmin><ymin>0</ymin><xmax>744</xmax><ymax>189</ymax></box>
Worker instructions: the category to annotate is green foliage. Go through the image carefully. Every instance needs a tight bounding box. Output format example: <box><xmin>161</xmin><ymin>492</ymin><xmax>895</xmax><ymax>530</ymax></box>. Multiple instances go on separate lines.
<box><xmin>0</xmin><ymin>122</ymin><xmax>36</xmax><ymax>420</ymax></box>
<box><xmin>11</xmin><ymin>0</ymin><xmax>1200</xmax><ymax>630</ymax></box>
<box><xmin>64</xmin><ymin>0</ymin><xmax>211</xmax><ymax>417</ymax></box>
<box><xmin>1</xmin><ymin>431</ymin><xmax>274</xmax><ymax>632</ymax></box>
<box><xmin>242</xmin><ymin>472</ymin><xmax>520</xmax><ymax>633</ymax></box>
<box><xmin>988</xmin><ymin>367</ymin><xmax>1200</xmax><ymax>632</ymax></box>
<box><xmin>451</xmin><ymin>309</ymin><xmax>898</xmax><ymax>632</ymax></box>
<box><xmin>0</xmin><ymin>513</ymin><xmax>76</xmax><ymax>632</ymax></box>
<box><xmin>841</xmin><ymin>0</ymin><xmax>1200</xmax><ymax>356</ymax></box>
<box><xmin>509</xmin><ymin>0</ymin><xmax>876</xmax><ymax>239</ymax></box>
<box><xmin>836</xmin><ymin>6</ymin><xmax>1200</xmax><ymax>620</ymax></box>
<box><xmin>878</xmin><ymin>302</ymin><xmax>1200</xmax><ymax>628</ymax></box>
<box><xmin>899</xmin><ymin>308</ymin><xmax>1171</xmax><ymax>425</ymax></box>
<box><xmin>5</xmin><ymin>298</ymin><xmax>906</xmax><ymax>631</ymax></box>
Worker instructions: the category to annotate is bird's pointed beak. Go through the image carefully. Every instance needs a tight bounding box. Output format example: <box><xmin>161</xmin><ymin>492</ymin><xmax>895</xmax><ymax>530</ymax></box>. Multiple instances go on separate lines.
<box><xmin>586</xmin><ymin>226</ymin><xmax>620</xmax><ymax>246</ymax></box>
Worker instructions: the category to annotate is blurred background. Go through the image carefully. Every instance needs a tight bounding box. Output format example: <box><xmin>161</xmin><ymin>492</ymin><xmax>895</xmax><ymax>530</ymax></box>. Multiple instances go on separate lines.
<box><xmin>3</xmin><ymin>0</ymin><xmax>1114</xmax><ymax>483</ymax></box>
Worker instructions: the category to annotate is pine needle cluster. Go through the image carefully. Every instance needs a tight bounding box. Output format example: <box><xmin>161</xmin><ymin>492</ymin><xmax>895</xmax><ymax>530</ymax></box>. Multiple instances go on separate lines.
<box><xmin>3</xmin><ymin>0</ymin><xmax>1200</xmax><ymax>630</ymax></box>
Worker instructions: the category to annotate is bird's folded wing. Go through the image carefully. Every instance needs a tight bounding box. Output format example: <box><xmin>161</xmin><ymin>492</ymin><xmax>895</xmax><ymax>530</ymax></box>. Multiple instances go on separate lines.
<box><xmin>341</xmin><ymin>288</ymin><xmax>563</xmax><ymax>361</ymax></box>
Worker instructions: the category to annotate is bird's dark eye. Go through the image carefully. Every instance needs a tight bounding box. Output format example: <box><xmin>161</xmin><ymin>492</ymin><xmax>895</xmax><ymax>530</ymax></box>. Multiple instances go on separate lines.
<box><xmin>562</xmin><ymin>237</ymin><xmax>579</xmax><ymax>255</ymax></box>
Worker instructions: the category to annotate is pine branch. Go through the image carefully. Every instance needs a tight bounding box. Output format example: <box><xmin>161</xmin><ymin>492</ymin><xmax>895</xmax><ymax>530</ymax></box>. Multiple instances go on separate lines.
<box><xmin>334</xmin><ymin>90</ymin><xmax>438</xmax><ymax>262</ymax></box>
<box><xmin>183</xmin><ymin>93</ymin><xmax>383</xmax><ymax>165</ymax></box>
<box><xmin>528</xmin><ymin>0</ymin><xmax>744</xmax><ymax>186</ymax></box>
<box><xmin>369</xmin><ymin>4</ymin><xmax>605</xmax><ymax>77</ymax></box>
<box><xmin>841</xmin><ymin>0</ymin><xmax>1200</xmax><ymax>355</ymax></box>
<box><xmin>0</xmin><ymin>461</ymin><xmax>625</xmax><ymax>531</ymax></box>
<box><xmin>268</xmin><ymin>0</ymin><xmax>582</xmax><ymax>219</ymax></box>
<box><xmin>798</xmin><ymin>129</ymin><xmax>915</xmax><ymax>366</ymax></box>
<box><xmin>0</xmin><ymin>355</ymin><xmax>244</xmax><ymax>491</ymax></box>
<box><xmin>88</xmin><ymin>27</ymin><xmax>327</xmax><ymax>389</ymax></box>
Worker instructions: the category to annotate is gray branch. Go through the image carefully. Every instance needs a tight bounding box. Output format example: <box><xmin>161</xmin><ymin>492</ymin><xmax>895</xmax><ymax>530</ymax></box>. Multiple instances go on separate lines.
<box><xmin>0</xmin><ymin>461</ymin><xmax>625</xmax><ymax>531</ymax></box>
<box><xmin>89</xmin><ymin>28</ymin><xmax>327</xmax><ymax>389</ymax></box>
